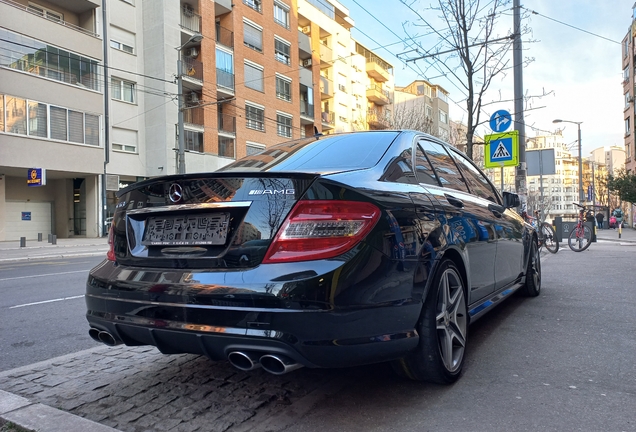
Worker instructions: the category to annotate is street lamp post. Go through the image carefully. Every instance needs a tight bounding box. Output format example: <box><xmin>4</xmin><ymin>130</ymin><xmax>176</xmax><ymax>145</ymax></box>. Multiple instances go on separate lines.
<box><xmin>176</xmin><ymin>34</ymin><xmax>203</xmax><ymax>174</ymax></box>
<box><xmin>553</xmin><ymin>119</ymin><xmax>583</xmax><ymax>203</ymax></box>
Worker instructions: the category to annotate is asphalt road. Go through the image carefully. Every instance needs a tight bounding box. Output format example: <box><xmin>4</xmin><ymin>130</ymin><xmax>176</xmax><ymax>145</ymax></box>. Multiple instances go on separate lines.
<box><xmin>0</xmin><ymin>256</ymin><xmax>104</xmax><ymax>371</ymax></box>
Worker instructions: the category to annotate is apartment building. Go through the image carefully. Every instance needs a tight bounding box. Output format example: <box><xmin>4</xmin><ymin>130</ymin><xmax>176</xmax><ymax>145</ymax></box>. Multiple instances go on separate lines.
<box><xmin>622</xmin><ymin>10</ymin><xmax>635</xmax><ymax>174</ymax></box>
<box><xmin>393</xmin><ymin>80</ymin><xmax>450</xmax><ymax>140</ymax></box>
<box><xmin>0</xmin><ymin>0</ymin><xmax>103</xmax><ymax>241</ymax></box>
<box><xmin>1</xmin><ymin>0</ymin><xmax>399</xmax><ymax>240</ymax></box>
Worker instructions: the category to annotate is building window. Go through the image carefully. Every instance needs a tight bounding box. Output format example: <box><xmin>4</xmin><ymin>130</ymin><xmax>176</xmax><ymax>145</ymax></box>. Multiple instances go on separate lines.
<box><xmin>624</xmin><ymin>66</ymin><xmax>629</xmax><ymax>83</ymax></box>
<box><xmin>184</xmin><ymin>129</ymin><xmax>203</xmax><ymax>152</ymax></box>
<box><xmin>247</xmin><ymin>142</ymin><xmax>265</xmax><ymax>155</ymax></box>
<box><xmin>246</xmin><ymin>103</ymin><xmax>265</xmax><ymax>131</ymax></box>
<box><xmin>277</xmin><ymin>113</ymin><xmax>292</xmax><ymax>138</ymax></box>
<box><xmin>4</xmin><ymin>96</ymin><xmax>27</xmax><ymax>135</ymax></box>
<box><xmin>243</xmin><ymin>0</ymin><xmax>262</xmax><ymax>13</ymax></box>
<box><xmin>274</xmin><ymin>1</ymin><xmax>290</xmax><ymax>29</ymax></box>
<box><xmin>439</xmin><ymin>110</ymin><xmax>448</xmax><ymax>124</ymax></box>
<box><xmin>112</xmin><ymin>143</ymin><xmax>136</xmax><ymax>152</ymax></box>
<box><xmin>1</xmin><ymin>94</ymin><xmax>99</xmax><ymax>145</ymax></box>
<box><xmin>0</xmin><ymin>29</ymin><xmax>100</xmax><ymax>91</ymax></box>
<box><xmin>425</xmin><ymin>105</ymin><xmax>433</xmax><ymax>118</ymax></box>
<box><xmin>110</xmin><ymin>40</ymin><xmax>134</xmax><ymax>54</ymax></box>
<box><xmin>276</xmin><ymin>75</ymin><xmax>292</xmax><ymax>102</ymax></box>
<box><xmin>624</xmin><ymin>38</ymin><xmax>630</xmax><ymax>58</ymax></box>
<box><xmin>218</xmin><ymin>137</ymin><xmax>235</xmax><ymax>158</ymax></box>
<box><xmin>244</xmin><ymin>21</ymin><xmax>263</xmax><ymax>52</ymax></box>
<box><xmin>274</xmin><ymin>38</ymin><xmax>291</xmax><ymax>65</ymax></box>
<box><xmin>111</xmin><ymin>78</ymin><xmax>136</xmax><ymax>103</ymax></box>
<box><xmin>626</xmin><ymin>117</ymin><xmax>631</xmax><ymax>136</ymax></box>
<box><xmin>626</xmin><ymin>92</ymin><xmax>632</xmax><ymax>109</ymax></box>
<box><xmin>244</xmin><ymin>62</ymin><xmax>264</xmax><ymax>92</ymax></box>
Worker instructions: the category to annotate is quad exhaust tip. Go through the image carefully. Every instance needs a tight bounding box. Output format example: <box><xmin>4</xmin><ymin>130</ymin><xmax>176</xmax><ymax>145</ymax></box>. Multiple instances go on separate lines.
<box><xmin>227</xmin><ymin>351</ymin><xmax>303</xmax><ymax>375</ymax></box>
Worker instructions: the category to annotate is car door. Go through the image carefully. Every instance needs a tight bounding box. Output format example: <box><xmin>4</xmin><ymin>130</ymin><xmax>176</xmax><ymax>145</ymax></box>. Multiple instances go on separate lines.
<box><xmin>446</xmin><ymin>148</ymin><xmax>525</xmax><ymax>290</ymax></box>
<box><xmin>416</xmin><ymin>140</ymin><xmax>499</xmax><ymax>302</ymax></box>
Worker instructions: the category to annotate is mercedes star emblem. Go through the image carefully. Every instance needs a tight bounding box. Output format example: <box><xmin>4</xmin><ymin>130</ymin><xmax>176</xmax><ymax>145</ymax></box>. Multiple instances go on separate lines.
<box><xmin>169</xmin><ymin>183</ymin><xmax>183</xmax><ymax>203</ymax></box>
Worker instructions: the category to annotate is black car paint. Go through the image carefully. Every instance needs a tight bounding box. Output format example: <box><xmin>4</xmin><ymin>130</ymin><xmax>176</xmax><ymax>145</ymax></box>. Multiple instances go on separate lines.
<box><xmin>86</xmin><ymin>131</ymin><xmax>534</xmax><ymax>369</ymax></box>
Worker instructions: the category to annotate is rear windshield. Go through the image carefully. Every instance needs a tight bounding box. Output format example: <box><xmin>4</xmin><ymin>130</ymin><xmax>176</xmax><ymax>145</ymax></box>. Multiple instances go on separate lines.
<box><xmin>218</xmin><ymin>132</ymin><xmax>400</xmax><ymax>173</ymax></box>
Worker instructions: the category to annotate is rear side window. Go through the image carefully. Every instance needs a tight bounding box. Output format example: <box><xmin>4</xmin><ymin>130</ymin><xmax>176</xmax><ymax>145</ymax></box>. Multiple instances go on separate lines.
<box><xmin>449</xmin><ymin>149</ymin><xmax>500</xmax><ymax>203</ymax></box>
<box><xmin>419</xmin><ymin>141</ymin><xmax>469</xmax><ymax>193</ymax></box>
<box><xmin>415</xmin><ymin>143</ymin><xmax>439</xmax><ymax>185</ymax></box>
<box><xmin>381</xmin><ymin>148</ymin><xmax>417</xmax><ymax>184</ymax></box>
<box><xmin>219</xmin><ymin>132</ymin><xmax>400</xmax><ymax>172</ymax></box>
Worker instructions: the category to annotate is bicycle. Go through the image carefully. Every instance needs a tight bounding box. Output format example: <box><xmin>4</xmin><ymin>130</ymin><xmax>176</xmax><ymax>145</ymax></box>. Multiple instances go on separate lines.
<box><xmin>523</xmin><ymin>210</ymin><xmax>559</xmax><ymax>254</ymax></box>
<box><xmin>568</xmin><ymin>202</ymin><xmax>593</xmax><ymax>252</ymax></box>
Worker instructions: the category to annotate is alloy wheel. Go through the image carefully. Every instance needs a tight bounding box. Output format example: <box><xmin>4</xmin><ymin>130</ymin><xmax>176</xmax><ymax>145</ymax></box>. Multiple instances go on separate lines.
<box><xmin>435</xmin><ymin>268</ymin><xmax>467</xmax><ymax>373</ymax></box>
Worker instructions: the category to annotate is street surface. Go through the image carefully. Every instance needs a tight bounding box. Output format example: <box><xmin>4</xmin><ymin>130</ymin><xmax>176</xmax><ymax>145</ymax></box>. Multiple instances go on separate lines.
<box><xmin>0</xmin><ymin>240</ymin><xmax>634</xmax><ymax>431</ymax></box>
<box><xmin>0</xmin><ymin>256</ymin><xmax>104</xmax><ymax>371</ymax></box>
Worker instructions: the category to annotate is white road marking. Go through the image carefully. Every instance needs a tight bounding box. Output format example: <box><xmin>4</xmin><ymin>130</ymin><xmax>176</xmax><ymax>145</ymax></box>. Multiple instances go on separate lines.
<box><xmin>10</xmin><ymin>295</ymin><xmax>85</xmax><ymax>309</ymax></box>
<box><xmin>0</xmin><ymin>270</ymin><xmax>89</xmax><ymax>282</ymax></box>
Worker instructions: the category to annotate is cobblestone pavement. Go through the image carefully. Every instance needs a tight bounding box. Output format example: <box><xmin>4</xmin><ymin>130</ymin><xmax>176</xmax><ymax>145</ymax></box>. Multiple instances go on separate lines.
<box><xmin>0</xmin><ymin>345</ymin><xmax>352</xmax><ymax>432</ymax></box>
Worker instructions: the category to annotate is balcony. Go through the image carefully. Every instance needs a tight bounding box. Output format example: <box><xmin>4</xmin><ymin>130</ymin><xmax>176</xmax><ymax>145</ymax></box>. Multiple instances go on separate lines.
<box><xmin>216</xmin><ymin>24</ymin><xmax>233</xmax><ymax>49</ymax></box>
<box><xmin>365</xmin><ymin>57</ymin><xmax>391</xmax><ymax>82</ymax></box>
<box><xmin>216</xmin><ymin>68</ymin><xmax>235</xmax><ymax>96</ymax></box>
<box><xmin>367</xmin><ymin>109</ymin><xmax>390</xmax><ymax>129</ymax></box>
<box><xmin>299</xmin><ymin>67</ymin><xmax>312</xmax><ymax>87</ymax></box>
<box><xmin>321</xmin><ymin>111</ymin><xmax>334</xmax><ymax>129</ymax></box>
<box><xmin>366</xmin><ymin>84</ymin><xmax>390</xmax><ymax>105</ymax></box>
<box><xmin>180</xmin><ymin>57</ymin><xmax>203</xmax><ymax>85</ymax></box>
<box><xmin>183</xmin><ymin>106</ymin><xmax>204</xmax><ymax>127</ymax></box>
<box><xmin>180</xmin><ymin>5</ymin><xmax>201</xmax><ymax>33</ymax></box>
<box><xmin>215</xmin><ymin>0</ymin><xmax>232</xmax><ymax>16</ymax></box>
<box><xmin>218</xmin><ymin>137</ymin><xmax>235</xmax><ymax>159</ymax></box>
<box><xmin>319</xmin><ymin>43</ymin><xmax>332</xmax><ymax>67</ymax></box>
<box><xmin>218</xmin><ymin>113</ymin><xmax>236</xmax><ymax>136</ymax></box>
<box><xmin>300</xmin><ymin>101</ymin><xmax>314</xmax><ymax>124</ymax></box>
<box><xmin>298</xmin><ymin>31</ymin><xmax>311</xmax><ymax>58</ymax></box>
<box><xmin>320</xmin><ymin>76</ymin><xmax>333</xmax><ymax>99</ymax></box>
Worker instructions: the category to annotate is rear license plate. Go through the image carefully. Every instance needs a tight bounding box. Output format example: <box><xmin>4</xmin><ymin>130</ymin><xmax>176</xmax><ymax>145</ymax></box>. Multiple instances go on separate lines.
<box><xmin>142</xmin><ymin>213</ymin><xmax>229</xmax><ymax>246</ymax></box>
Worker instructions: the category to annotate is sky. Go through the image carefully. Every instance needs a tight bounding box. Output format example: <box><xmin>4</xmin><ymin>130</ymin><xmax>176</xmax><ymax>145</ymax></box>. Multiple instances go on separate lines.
<box><xmin>340</xmin><ymin>0</ymin><xmax>634</xmax><ymax>157</ymax></box>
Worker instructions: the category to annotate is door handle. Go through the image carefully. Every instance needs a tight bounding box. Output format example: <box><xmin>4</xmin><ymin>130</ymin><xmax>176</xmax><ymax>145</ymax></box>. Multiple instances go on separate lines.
<box><xmin>445</xmin><ymin>194</ymin><xmax>464</xmax><ymax>208</ymax></box>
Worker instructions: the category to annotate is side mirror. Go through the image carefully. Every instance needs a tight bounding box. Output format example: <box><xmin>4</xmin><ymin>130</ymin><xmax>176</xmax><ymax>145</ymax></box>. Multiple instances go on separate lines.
<box><xmin>502</xmin><ymin>192</ymin><xmax>520</xmax><ymax>209</ymax></box>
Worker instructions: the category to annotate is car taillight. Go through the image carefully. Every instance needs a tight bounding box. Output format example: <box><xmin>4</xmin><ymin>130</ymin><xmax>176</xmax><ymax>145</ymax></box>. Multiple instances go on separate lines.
<box><xmin>262</xmin><ymin>200</ymin><xmax>381</xmax><ymax>264</ymax></box>
<box><xmin>106</xmin><ymin>224</ymin><xmax>116</xmax><ymax>261</ymax></box>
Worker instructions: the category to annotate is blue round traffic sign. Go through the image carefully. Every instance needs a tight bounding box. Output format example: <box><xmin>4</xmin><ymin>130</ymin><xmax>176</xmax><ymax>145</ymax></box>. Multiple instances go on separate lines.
<box><xmin>490</xmin><ymin>110</ymin><xmax>512</xmax><ymax>133</ymax></box>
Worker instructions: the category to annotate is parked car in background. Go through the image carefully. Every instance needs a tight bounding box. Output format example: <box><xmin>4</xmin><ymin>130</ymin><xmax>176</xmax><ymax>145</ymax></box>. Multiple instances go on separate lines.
<box><xmin>86</xmin><ymin>130</ymin><xmax>539</xmax><ymax>384</ymax></box>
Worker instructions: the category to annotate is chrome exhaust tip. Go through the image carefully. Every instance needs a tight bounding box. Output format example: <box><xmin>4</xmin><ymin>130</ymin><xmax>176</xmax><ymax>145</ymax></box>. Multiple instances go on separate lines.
<box><xmin>227</xmin><ymin>351</ymin><xmax>262</xmax><ymax>371</ymax></box>
<box><xmin>88</xmin><ymin>328</ymin><xmax>101</xmax><ymax>342</ymax></box>
<box><xmin>259</xmin><ymin>354</ymin><xmax>303</xmax><ymax>375</ymax></box>
<box><xmin>97</xmin><ymin>331</ymin><xmax>121</xmax><ymax>346</ymax></box>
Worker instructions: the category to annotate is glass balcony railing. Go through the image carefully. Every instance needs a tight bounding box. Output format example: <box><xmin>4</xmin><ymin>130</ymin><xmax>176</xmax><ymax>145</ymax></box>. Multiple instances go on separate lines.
<box><xmin>216</xmin><ymin>68</ymin><xmax>235</xmax><ymax>91</ymax></box>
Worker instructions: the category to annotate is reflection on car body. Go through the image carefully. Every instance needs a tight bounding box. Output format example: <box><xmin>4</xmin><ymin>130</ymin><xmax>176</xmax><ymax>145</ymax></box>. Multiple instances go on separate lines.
<box><xmin>86</xmin><ymin>130</ymin><xmax>540</xmax><ymax>384</ymax></box>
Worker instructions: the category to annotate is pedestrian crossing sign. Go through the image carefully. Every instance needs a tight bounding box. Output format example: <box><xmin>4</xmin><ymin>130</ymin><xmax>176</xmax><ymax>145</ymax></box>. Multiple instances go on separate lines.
<box><xmin>484</xmin><ymin>131</ymin><xmax>519</xmax><ymax>168</ymax></box>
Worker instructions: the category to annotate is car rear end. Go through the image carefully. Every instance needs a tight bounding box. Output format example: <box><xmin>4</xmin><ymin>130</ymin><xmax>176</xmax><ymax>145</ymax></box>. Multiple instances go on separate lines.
<box><xmin>86</xmin><ymin>132</ymin><xmax>423</xmax><ymax>372</ymax></box>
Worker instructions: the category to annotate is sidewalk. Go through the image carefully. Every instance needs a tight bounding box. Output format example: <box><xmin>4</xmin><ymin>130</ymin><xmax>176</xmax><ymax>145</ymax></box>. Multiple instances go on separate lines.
<box><xmin>0</xmin><ymin>237</ymin><xmax>108</xmax><ymax>262</ymax></box>
<box><xmin>593</xmin><ymin>225</ymin><xmax>636</xmax><ymax>243</ymax></box>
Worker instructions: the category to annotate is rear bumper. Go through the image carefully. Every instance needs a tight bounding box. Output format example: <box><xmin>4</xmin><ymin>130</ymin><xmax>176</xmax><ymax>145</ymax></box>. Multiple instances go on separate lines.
<box><xmin>86</xmin><ymin>259</ymin><xmax>422</xmax><ymax>368</ymax></box>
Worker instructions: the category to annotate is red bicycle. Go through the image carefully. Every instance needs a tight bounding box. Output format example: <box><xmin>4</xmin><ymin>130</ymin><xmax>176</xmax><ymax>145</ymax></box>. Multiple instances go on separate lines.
<box><xmin>568</xmin><ymin>203</ymin><xmax>593</xmax><ymax>252</ymax></box>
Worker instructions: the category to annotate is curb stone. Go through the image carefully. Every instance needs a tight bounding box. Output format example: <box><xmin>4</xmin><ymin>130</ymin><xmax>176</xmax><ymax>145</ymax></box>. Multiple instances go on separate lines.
<box><xmin>0</xmin><ymin>390</ymin><xmax>121</xmax><ymax>432</ymax></box>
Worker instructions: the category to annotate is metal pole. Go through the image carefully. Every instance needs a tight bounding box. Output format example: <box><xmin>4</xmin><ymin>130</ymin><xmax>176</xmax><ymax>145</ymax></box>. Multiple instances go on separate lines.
<box><xmin>101</xmin><ymin>0</ymin><xmax>110</xmax><ymax>236</ymax></box>
<box><xmin>513</xmin><ymin>0</ymin><xmax>527</xmax><ymax>212</ymax></box>
<box><xmin>501</xmin><ymin>166</ymin><xmax>504</xmax><ymax>193</ymax></box>
<box><xmin>177</xmin><ymin>58</ymin><xmax>186</xmax><ymax>174</ymax></box>
<box><xmin>577</xmin><ymin>123</ymin><xmax>583</xmax><ymax>203</ymax></box>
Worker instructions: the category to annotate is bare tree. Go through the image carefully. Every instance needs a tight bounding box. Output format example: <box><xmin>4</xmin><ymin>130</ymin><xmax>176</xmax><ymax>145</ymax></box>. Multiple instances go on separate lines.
<box><xmin>386</xmin><ymin>102</ymin><xmax>435</xmax><ymax>135</ymax></box>
<box><xmin>399</xmin><ymin>0</ymin><xmax>528</xmax><ymax>160</ymax></box>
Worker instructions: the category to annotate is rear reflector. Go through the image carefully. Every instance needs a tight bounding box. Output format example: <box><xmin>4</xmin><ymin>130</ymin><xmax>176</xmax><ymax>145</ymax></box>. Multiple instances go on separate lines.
<box><xmin>107</xmin><ymin>224</ymin><xmax>116</xmax><ymax>261</ymax></box>
<box><xmin>262</xmin><ymin>200</ymin><xmax>381</xmax><ymax>264</ymax></box>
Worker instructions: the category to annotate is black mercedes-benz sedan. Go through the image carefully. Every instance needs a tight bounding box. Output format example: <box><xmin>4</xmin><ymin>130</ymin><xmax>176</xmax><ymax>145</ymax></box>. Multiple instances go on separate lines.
<box><xmin>86</xmin><ymin>130</ymin><xmax>540</xmax><ymax>384</ymax></box>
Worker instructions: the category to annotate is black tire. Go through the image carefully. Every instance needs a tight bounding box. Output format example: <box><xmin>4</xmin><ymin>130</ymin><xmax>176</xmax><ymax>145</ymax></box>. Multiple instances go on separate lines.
<box><xmin>568</xmin><ymin>225</ymin><xmax>592</xmax><ymax>252</ymax></box>
<box><xmin>540</xmin><ymin>223</ymin><xmax>559</xmax><ymax>254</ymax></box>
<box><xmin>520</xmin><ymin>238</ymin><xmax>541</xmax><ymax>297</ymax></box>
<box><xmin>392</xmin><ymin>259</ymin><xmax>468</xmax><ymax>384</ymax></box>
